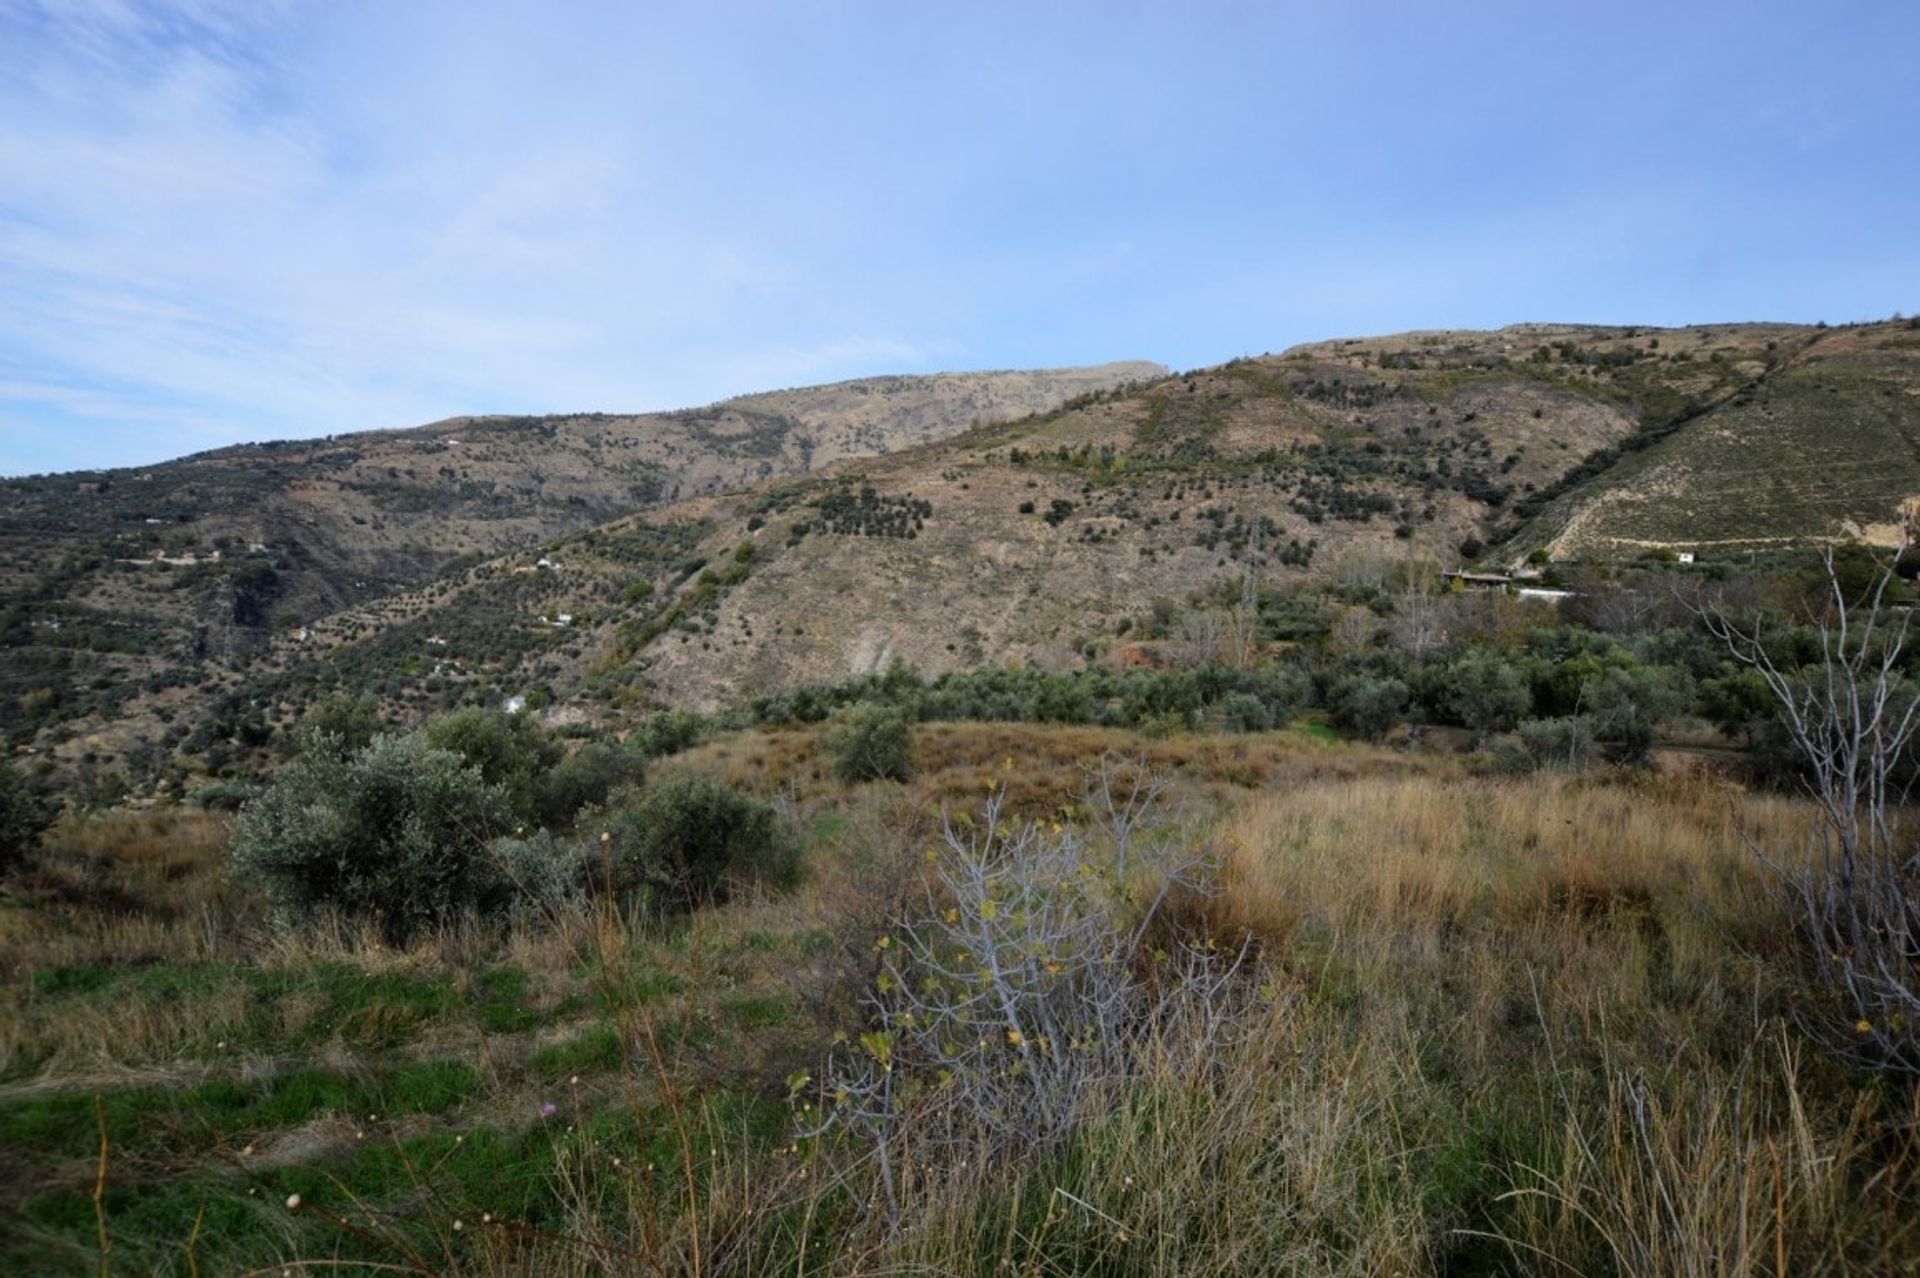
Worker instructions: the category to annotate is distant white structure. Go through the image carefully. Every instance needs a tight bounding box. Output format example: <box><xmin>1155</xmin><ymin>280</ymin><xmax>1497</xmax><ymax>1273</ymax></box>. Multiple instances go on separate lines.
<box><xmin>117</xmin><ymin>549</ymin><xmax>222</xmax><ymax>567</ymax></box>
<box><xmin>504</xmin><ymin>695</ymin><xmax>528</xmax><ymax>715</ymax></box>
<box><xmin>1516</xmin><ymin>587</ymin><xmax>1575</xmax><ymax>602</ymax></box>
<box><xmin>1677</xmin><ymin>551</ymin><xmax>1696</xmax><ymax>565</ymax></box>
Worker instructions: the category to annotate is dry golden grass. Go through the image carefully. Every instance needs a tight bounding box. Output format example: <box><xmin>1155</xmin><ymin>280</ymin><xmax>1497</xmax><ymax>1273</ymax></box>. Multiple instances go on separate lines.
<box><xmin>7</xmin><ymin>732</ymin><xmax>1917</xmax><ymax>1276</ymax></box>
<box><xmin>683</xmin><ymin>718</ymin><xmax>1440</xmax><ymax>819</ymax></box>
<box><xmin>1214</xmin><ymin>771</ymin><xmax>1805</xmax><ymax>943</ymax></box>
<box><xmin>0</xmin><ymin>809</ymin><xmax>235</xmax><ymax>971</ymax></box>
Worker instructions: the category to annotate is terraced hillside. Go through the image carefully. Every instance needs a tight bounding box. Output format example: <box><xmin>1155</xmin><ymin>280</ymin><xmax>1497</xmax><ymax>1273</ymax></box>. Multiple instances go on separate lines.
<box><xmin>13</xmin><ymin>319</ymin><xmax>1918</xmax><ymax>788</ymax></box>
<box><xmin>0</xmin><ymin>363</ymin><xmax>1161</xmax><ymax>760</ymax></box>
<box><xmin>67</xmin><ymin>323</ymin><xmax>1747</xmax><ymax>755</ymax></box>
<box><xmin>1518</xmin><ymin>321</ymin><xmax>1920</xmax><ymax>556</ymax></box>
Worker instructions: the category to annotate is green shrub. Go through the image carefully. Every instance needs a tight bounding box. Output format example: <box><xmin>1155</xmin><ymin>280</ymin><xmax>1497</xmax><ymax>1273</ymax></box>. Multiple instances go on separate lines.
<box><xmin>486</xmin><ymin>831</ymin><xmax>585</xmax><ymax>921</ymax></box>
<box><xmin>1328</xmin><ymin>674</ymin><xmax>1409</xmax><ymax>740</ymax></box>
<box><xmin>1517</xmin><ymin>715</ymin><xmax>1598</xmax><ymax>771</ymax></box>
<box><xmin>1582</xmin><ymin>665</ymin><xmax>1691</xmax><ymax>764</ymax></box>
<box><xmin>534</xmin><ymin>738</ymin><xmax>644</xmax><ymax>830</ymax></box>
<box><xmin>587</xmin><ymin>774</ymin><xmax>786</xmax><ymax>910</ymax></box>
<box><xmin>1218</xmin><ymin>691</ymin><xmax>1274</xmax><ymax>732</ymax></box>
<box><xmin>1447</xmin><ymin>650</ymin><xmax>1532</xmax><ymax>739</ymax></box>
<box><xmin>422</xmin><ymin>707</ymin><xmax>563</xmax><ymax>821</ymax></box>
<box><xmin>630</xmin><ymin>710</ymin><xmax>703</xmax><ymax>759</ymax></box>
<box><xmin>229</xmin><ymin>734</ymin><xmax>517</xmax><ymax>941</ymax></box>
<box><xmin>188</xmin><ymin>778</ymin><xmax>261</xmax><ymax>812</ymax></box>
<box><xmin>825</xmin><ymin>704</ymin><xmax>914</xmax><ymax>783</ymax></box>
<box><xmin>296</xmin><ymin>693</ymin><xmax>384</xmax><ymax>757</ymax></box>
<box><xmin>0</xmin><ymin>760</ymin><xmax>55</xmax><ymax>878</ymax></box>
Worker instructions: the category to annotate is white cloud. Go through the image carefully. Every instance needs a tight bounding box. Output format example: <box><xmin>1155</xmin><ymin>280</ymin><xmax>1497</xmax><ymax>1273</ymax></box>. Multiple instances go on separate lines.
<box><xmin>0</xmin><ymin>0</ymin><xmax>1910</xmax><ymax>475</ymax></box>
<box><xmin>0</xmin><ymin>2</ymin><xmax>956</xmax><ymax>472</ymax></box>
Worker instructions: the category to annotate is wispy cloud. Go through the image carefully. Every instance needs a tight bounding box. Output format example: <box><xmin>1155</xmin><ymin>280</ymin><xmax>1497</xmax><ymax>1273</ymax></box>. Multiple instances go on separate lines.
<box><xmin>1</xmin><ymin>0</ymin><xmax>1914</xmax><ymax>475</ymax></box>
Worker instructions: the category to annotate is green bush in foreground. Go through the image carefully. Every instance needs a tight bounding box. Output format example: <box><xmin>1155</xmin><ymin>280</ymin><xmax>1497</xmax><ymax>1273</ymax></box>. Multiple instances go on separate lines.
<box><xmin>423</xmin><ymin>706</ymin><xmax>563</xmax><ymax>823</ymax></box>
<box><xmin>589</xmin><ymin>773</ymin><xmax>787</xmax><ymax>910</ymax></box>
<box><xmin>230</xmin><ymin>734</ymin><xmax>517</xmax><ymax>941</ymax></box>
<box><xmin>824</xmin><ymin>704</ymin><xmax>914</xmax><ymax>783</ymax></box>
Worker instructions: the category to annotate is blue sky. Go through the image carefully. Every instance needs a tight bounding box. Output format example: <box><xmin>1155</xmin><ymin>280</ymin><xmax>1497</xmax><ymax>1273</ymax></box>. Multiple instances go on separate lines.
<box><xmin>2</xmin><ymin>0</ymin><xmax>1915</xmax><ymax>476</ymax></box>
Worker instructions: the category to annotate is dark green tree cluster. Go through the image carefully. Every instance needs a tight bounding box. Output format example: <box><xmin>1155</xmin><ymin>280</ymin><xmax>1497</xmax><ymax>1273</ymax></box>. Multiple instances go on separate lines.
<box><xmin>0</xmin><ymin>759</ymin><xmax>56</xmax><ymax>879</ymax></box>
<box><xmin>230</xmin><ymin>706</ymin><xmax>786</xmax><ymax>940</ymax></box>
<box><xmin>814</xmin><ymin>486</ymin><xmax>932</xmax><ymax>538</ymax></box>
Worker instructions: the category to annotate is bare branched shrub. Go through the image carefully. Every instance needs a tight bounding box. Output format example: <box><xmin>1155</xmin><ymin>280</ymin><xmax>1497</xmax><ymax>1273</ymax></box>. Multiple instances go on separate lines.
<box><xmin>1079</xmin><ymin>751</ymin><xmax>1176</xmax><ymax>878</ymax></box>
<box><xmin>1706</xmin><ymin>548</ymin><xmax>1920</xmax><ymax>1074</ymax></box>
<box><xmin>802</xmin><ymin>780</ymin><xmax>1255</xmax><ymax>1217</ymax></box>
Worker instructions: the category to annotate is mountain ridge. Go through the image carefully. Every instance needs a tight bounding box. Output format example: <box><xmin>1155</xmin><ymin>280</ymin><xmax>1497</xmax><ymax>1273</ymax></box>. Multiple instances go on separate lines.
<box><xmin>8</xmin><ymin>320</ymin><xmax>1919</xmax><ymax>787</ymax></box>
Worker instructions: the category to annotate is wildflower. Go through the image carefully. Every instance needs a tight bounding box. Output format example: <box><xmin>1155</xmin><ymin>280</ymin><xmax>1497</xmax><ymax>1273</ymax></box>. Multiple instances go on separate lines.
<box><xmin>1005</xmin><ymin>1027</ymin><xmax>1024</xmax><ymax>1047</ymax></box>
<box><xmin>285</xmin><ymin>1193</ymin><xmax>302</xmax><ymax>1211</ymax></box>
<box><xmin>453</xmin><ymin>1219</ymin><xmax>464</xmax><ymax>1232</ymax></box>
<box><xmin>540</xmin><ymin>1101</ymin><xmax>559</xmax><ymax>1119</ymax></box>
<box><xmin>1856</xmin><ymin>1018</ymin><xmax>1874</xmax><ymax>1034</ymax></box>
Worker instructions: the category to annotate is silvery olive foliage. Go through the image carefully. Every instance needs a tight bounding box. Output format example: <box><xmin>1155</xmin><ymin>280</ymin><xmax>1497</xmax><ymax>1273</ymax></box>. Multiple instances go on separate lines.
<box><xmin>230</xmin><ymin>731</ymin><xmax>518</xmax><ymax>942</ymax></box>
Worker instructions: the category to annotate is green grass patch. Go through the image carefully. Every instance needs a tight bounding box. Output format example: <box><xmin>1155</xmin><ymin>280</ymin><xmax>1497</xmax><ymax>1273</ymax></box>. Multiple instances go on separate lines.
<box><xmin>530</xmin><ymin>1025</ymin><xmax>624</xmax><ymax>1079</ymax></box>
<box><xmin>1</xmin><ymin>1059</ymin><xmax>480</xmax><ymax>1163</ymax></box>
<box><xmin>7</xmin><ymin>1089</ymin><xmax>789</xmax><ymax>1276</ymax></box>
<box><xmin>725</xmin><ymin>995</ymin><xmax>791</xmax><ymax>1031</ymax></box>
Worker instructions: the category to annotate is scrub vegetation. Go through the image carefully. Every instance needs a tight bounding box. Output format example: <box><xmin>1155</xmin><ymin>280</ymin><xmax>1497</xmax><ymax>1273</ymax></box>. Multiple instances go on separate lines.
<box><xmin>5</xmin><ymin>620</ymin><xmax>1919</xmax><ymax>1273</ymax></box>
<box><xmin>4</xmin><ymin>322</ymin><xmax>1920</xmax><ymax>1273</ymax></box>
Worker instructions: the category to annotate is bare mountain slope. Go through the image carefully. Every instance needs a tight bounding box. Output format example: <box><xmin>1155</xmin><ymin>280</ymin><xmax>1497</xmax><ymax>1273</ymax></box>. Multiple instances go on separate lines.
<box><xmin>17</xmin><ymin>320</ymin><xmax>1920</xmax><ymax>786</ymax></box>
<box><xmin>0</xmin><ymin>361</ymin><xmax>1162</xmax><ymax>754</ymax></box>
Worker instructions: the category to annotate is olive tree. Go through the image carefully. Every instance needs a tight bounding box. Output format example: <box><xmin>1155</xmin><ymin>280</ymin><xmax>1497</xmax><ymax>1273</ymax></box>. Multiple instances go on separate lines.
<box><xmin>230</xmin><ymin>734</ymin><xmax>517</xmax><ymax>942</ymax></box>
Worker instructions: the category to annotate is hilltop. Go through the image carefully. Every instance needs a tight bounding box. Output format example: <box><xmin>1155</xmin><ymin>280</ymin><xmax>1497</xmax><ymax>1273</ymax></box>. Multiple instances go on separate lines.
<box><xmin>260</xmin><ymin>318</ymin><xmax>1910</xmax><ymax>719</ymax></box>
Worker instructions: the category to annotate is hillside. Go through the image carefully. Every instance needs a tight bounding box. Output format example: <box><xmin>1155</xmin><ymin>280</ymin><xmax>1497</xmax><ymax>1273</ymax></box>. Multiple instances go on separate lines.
<box><xmin>0</xmin><ymin>363</ymin><xmax>1161</xmax><ymax>762</ymax></box>
<box><xmin>1516</xmin><ymin>321</ymin><xmax>1920</xmax><ymax>556</ymax></box>
<box><xmin>11</xmin><ymin>319</ymin><xmax>1920</xmax><ymax>785</ymax></box>
<box><xmin>443</xmin><ymin>319</ymin><xmax>1917</xmax><ymax>716</ymax></box>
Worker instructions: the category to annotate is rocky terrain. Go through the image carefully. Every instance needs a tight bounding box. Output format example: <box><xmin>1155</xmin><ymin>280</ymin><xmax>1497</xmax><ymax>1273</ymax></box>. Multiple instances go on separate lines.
<box><xmin>8</xmin><ymin>319</ymin><xmax>1919</xmax><ymax>785</ymax></box>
